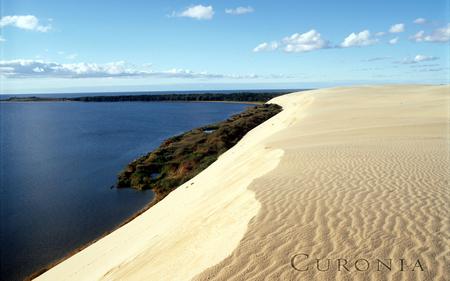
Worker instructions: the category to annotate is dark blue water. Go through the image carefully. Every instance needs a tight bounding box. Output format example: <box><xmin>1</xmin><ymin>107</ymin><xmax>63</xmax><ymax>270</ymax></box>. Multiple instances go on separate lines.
<box><xmin>0</xmin><ymin>101</ymin><xmax>255</xmax><ymax>281</ymax></box>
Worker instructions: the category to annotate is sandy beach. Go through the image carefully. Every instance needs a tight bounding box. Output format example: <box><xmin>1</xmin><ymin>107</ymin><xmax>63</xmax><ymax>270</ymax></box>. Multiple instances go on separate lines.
<box><xmin>36</xmin><ymin>84</ymin><xmax>449</xmax><ymax>281</ymax></box>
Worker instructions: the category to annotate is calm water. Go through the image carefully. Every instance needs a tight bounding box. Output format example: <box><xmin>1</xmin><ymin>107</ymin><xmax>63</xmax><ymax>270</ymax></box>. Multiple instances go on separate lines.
<box><xmin>0</xmin><ymin>101</ymin><xmax>254</xmax><ymax>281</ymax></box>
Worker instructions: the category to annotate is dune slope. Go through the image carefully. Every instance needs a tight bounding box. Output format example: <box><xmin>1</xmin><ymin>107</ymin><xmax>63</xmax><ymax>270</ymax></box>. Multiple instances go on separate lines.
<box><xmin>37</xmin><ymin>85</ymin><xmax>449</xmax><ymax>281</ymax></box>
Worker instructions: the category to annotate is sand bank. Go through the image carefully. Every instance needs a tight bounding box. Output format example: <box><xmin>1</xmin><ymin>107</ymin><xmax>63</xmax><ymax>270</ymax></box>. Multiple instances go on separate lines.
<box><xmin>36</xmin><ymin>85</ymin><xmax>449</xmax><ymax>281</ymax></box>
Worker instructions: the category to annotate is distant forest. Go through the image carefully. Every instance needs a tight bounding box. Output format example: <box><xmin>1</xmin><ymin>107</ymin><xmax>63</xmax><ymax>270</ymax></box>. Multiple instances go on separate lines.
<box><xmin>69</xmin><ymin>92</ymin><xmax>296</xmax><ymax>103</ymax></box>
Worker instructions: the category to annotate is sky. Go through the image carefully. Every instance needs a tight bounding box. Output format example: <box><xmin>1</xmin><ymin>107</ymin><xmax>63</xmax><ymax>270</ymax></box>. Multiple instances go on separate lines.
<box><xmin>0</xmin><ymin>0</ymin><xmax>449</xmax><ymax>94</ymax></box>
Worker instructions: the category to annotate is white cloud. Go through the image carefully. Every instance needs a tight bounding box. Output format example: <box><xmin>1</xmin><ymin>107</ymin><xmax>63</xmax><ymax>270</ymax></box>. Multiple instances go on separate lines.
<box><xmin>266</xmin><ymin>73</ymin><xmax>294</xmax><ymax>79</ymax></box>
<box><xmin>58</xmin><ymin>51</ymin><xmax>65</xmax><ymax>55</ymax></box>
<box><xmin>409</xmin><ymin>30</ymin><xmax>425</xmax><ymax>42</ymax></box>
<box><xmin>413</xmin><ymin>18</ymin><xmax>428</xmax><ymax>25</ymax></box>
<box><xmin>253</xmin><ymin>30</ymin><xmax>330</xmax><ymax>53</ymax></box>
<box><xmin>336</xmin><ymin>30</ymin><xmax>380</xmax><ymax>48</ymax></box>
<box><xmin>33</xmin><ymin>67</ymin><xmax>44</xmax><ymax>72</ymax></box>
<box><xmin>374</xmin><ymin>23</ymin><xmax>406</xmax><ymax>39</ymax></box>
<box><xmin>408</xmin><ymin>24</ymin><xmax>450</xmax><ymax>43</ymax></box>
<box><xmin>225</xmin><ymin>6</ymin><xmax>254</xmax><ymax>15</ymax></box>
<box><xmin>388</xmin><ymin>37</ymin><xmax>399</xmax><ymax>45</ymax></box>
<box><xmin>394</xmin><ymin>55</ymin><xmax>438</xmax><ymax>64</ymax></box>
<box><xmin>175</xmin><ymin>5</ymin><xmax>215</xmax><ymax>20</ymax></box>
<box><xmin>142</xmin><ymin>63</ymin><xmax>154</xmax><ymax>67</ymax></box>
<box><xmin>226</xmin><ymin>73</ymin><xmax>258</xmax><ymax>79</ymax></box>
<box><xmin>0</xmin><ymin>36</ymin><xmax>5</xmax><ymax>41</ymax></box>
<box><xmin>36</xmin><ymin>25</ymin><xmax>52</xmax><ymax>32</ymax></box>
<box><xmin>66</xmin><ymin>54</ymin><xmax>77</xmax><ymax>60</ymax></box>
<box><xmin>252</xmin><ymin>41</ymin><xmax>280</xmax><ymax>52</ymax></box>
<box><xmin>413</xmin><ymin>55</ymin><xmax>438</xmax><ymax>62</ymax></box>
<box><xmin>388</xmin><ymin>23</ymin><xmax>406</xmax><ymax>33</ymax></box>
<box><xmin>281</xmin><ymin>30</ymin><xmax>330</xmax><ymax>52</ymax></box>
<box><xmin>0</xmin><ymin>59</ymin><xmax>230</xmax><ymax>79</ymax></box>
<box><xmin>0</xmin><ymin>15</ymin><xmax>52</xmax><ymax>32</ymax></box>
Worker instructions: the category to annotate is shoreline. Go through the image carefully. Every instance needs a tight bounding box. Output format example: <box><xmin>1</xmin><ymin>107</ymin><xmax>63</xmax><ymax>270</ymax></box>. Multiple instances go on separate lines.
<box><xmin>1</xmin><ymin>91</ymin><xmax>292</xmax><ymax>104</ymax></box>
<box><xmin>35</xmin><ymin>85</ymin><xmax>450</xmax><ymax>281</ymax></box>
<box><xmin>26</xmin><ymin>101</ymin><xmax>283</xmax><ymax>280</ymax></box>
<box><xmin>0</xmin><ymin>99</ymin><xmax>263</xmax><ymax>105</ymax></box>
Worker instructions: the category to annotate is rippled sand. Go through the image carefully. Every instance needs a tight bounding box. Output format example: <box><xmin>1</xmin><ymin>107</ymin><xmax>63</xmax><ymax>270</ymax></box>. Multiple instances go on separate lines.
<box><xmin>37</xmin><ymin>85</ymin><xmax>449</xmax><ymax>281</ymax></box>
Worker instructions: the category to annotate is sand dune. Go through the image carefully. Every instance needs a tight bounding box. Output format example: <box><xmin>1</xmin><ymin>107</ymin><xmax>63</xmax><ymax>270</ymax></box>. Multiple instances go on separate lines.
<box><xmin>36</xmin><ymin>85</ymin><xmax>449</xmax><ymax>281</ymax></box>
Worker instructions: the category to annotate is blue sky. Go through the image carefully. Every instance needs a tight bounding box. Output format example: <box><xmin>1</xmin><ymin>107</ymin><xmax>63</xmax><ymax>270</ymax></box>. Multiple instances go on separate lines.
<box><xmin>1</xmin><ymin>0</ymin><xmax>449</xmax><ymax>94</ymax></box>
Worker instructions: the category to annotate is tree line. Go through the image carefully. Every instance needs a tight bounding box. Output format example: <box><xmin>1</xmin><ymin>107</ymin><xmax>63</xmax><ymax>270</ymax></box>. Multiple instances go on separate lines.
<box><xmin>69</xmin><ymin>92</ymin><xmax>296</xmax><ymax>103</ymax></box>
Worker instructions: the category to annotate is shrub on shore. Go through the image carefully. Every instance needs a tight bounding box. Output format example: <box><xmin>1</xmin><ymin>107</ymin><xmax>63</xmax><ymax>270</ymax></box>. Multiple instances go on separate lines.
<box><xmin>116</xmin><ymin>103</ymin><xmax>282</xmax><ymax>200</ymax></box>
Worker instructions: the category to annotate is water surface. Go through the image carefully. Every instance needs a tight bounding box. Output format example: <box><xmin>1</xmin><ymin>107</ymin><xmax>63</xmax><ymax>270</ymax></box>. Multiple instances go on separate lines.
<box><xmin>0</xmin><ymin>101</ymin><xmax>253</xmax><ymax>281</ymax></box>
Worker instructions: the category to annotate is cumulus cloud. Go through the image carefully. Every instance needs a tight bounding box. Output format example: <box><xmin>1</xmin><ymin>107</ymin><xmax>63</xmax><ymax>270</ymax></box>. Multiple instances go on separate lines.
<box><xmin>408</xmin><ymin>24</ymin><xmax>450</xmax><ymax>43</ymax></box>
<box><xmin>394</xmin><ymin>55</ymin><xmax>438</xmax><ymax>64</ymax></box>
<box><xmin>413</xmin><ymin>55</ymin><xmax>438</xmax><ymax>62</ymax></box>
<box><xmin>252</xmin><ymin>41</ymin><xmax>280</xmax><ymax>52</ymax></box>
<box><xmin>375</xmin><ymin>23</ymin><xmax>406</xmax><ymax>37</ymax></box>
<box><xmin>388</xmin><ymin>24</ymin><xmax>406</xmax><ymax>33</ymax></box>
<box><xmin>253</xmin><ymin>30</ymin><xmax>330</xmax><ymax>53</ymax></box>
<box><xmin>0</xmin><ymin>15</ymin><xmax>52</xmax><ymax>32</ymax></box>
<box><xmin>33</xmin><ymin>67</ymin><xmax>44</xmax><ymax>72</ymax></box>
<box><xmin>336</xmin><ymin>30</ymin><xmax>380</xmax><ymax>48</ymax></box>
<box><xmin>172</xmin><ymin>5</ymin><xmax>215</xmax><ymax>20</ymax></box>
<box><xmin>226</xmin><ymin>73</ymin><xmax>258</xmax><ymax>79</ymax></box>
<box><xmin>281</xmin><ymin>30</ymin><xmax>330</xmax><ymax>52</ymax></box>
<box><xmin>225</xmin><ymin>6</ymin><xmax>254</xmax><ymax>15</ymax></box>
<box><xmin>388</xmin><ymin>37</ymin><xmax>399</xmax><ymax>45</ymax></box>
<box><xmin>0</xmin><ymin>59</ymin><xmax>226</xmax><ymax>79</ymax></box>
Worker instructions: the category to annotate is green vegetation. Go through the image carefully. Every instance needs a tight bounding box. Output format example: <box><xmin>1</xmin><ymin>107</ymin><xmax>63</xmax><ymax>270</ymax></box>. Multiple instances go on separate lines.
<box><xmin>70</xmin><ymin>92</ymin><xmax>291</xmax><ymax>103</ymax></box>
<box><xmin>1</xmin><ymin>92</ymin><xmax>301</xmax><ymax>104</ymax></box>
<box><xmin>117</xmin><ymin>103</ymin><xmax>283</xmax><ymax>201</ymax></box>
<box><xmin>0</xmin><ymin>96</ymin><xmax>71</xmax><ymax>102</ymax></box>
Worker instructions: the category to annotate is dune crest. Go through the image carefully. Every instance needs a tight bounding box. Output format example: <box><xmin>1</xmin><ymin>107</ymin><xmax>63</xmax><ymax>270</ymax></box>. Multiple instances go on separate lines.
<box><xmin>36</xmin><ymin>92</ymin><xmax>314</xmax><ymax>281</ymax></box>
<box><xmin>36</xmin><ymin>85</ymin><xmax>449</xmax><ymax>281</ymax></box>
<box><xmin>192</xmin><ymin>84</ymin><xmax>449</xmax><ymax>281</ymax></box>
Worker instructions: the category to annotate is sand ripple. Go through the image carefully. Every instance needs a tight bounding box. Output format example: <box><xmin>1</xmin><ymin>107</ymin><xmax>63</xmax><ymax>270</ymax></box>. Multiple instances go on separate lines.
<box><xmin>193</xmin><ymin>85</ymin><xmax>449</xmax><ymax>281</ymax></box>
<box><xmin>35</xmin><ymin>85</ymin><xmax>449</xmax><ymax>281</ymax></box>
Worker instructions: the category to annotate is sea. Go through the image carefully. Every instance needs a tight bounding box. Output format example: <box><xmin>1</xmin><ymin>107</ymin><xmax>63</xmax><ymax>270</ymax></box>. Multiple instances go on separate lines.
<box><xmin>0</xmin><ymin>89</ymin><xmax>299</xmax><ymax>281</ymax></box>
